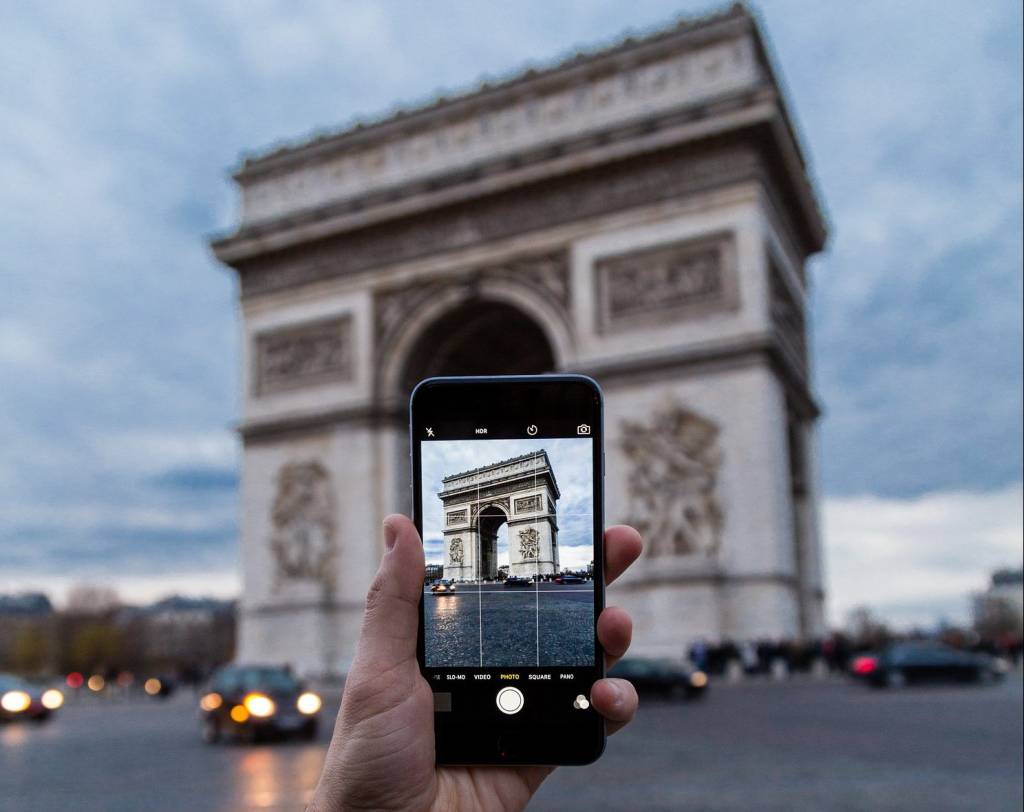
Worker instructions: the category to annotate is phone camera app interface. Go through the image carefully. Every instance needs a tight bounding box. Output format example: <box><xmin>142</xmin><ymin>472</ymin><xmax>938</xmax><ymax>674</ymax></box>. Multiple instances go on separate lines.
<box><xmin>421</xmin><ymin>437</ymin><xmax>595</xmax><ymax>669</ymax></box>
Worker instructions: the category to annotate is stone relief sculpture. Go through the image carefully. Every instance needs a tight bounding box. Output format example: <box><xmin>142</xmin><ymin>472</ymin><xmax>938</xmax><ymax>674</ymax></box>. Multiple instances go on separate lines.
<box><xmin>621</xmin><ymin>403</ymin><xmax>724</xmax><ymax>558</ymax></box>
<box><xmin>254</xmin><ymin>316</ymin><xmax>353</xmax><ymax>395</ymax></box>
<box><xmin>270</xmin><ymin>461</ymin><xmax>337</xmax><ymax>589</ymax></box>
<box><xmin>518</xmin><ymin>527</ymin><xmax>541</xmax><ymax>560</ymax></box>
<box><xmin>449</xmin><ymin>537</ymin><xmax>464</xmax><ymax>565</ymax></box>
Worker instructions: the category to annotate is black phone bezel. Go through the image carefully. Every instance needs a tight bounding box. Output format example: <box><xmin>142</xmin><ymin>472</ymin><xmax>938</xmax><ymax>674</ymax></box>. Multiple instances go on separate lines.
<box><xmin>410</xmin><ymin>374</ymin><xmax>606</xmax><ymax>766</ymax></box>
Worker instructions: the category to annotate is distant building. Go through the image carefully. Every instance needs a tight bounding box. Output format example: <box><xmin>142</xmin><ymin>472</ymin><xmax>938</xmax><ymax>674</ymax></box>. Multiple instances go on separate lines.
<box><xmin>0</xmin><ymin>592</ymin><xmax>54</xmax><ymax>617</ymax></box>
<box><xmin>973</xmin><ymin>568</ymin><xmax>1024</xmax><ymax>640</ymax></box>
<box><xmin>211</xmin><ymin>5</ymin><xmax>828</xmax><ymax>676</ymax></box>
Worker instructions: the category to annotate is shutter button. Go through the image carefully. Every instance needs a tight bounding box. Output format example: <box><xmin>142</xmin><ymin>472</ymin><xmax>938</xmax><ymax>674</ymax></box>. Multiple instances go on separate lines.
<box><xmin>496</xmin><ymin>686</ymin><xmax>524</xmax><ymax>715</ymax></box>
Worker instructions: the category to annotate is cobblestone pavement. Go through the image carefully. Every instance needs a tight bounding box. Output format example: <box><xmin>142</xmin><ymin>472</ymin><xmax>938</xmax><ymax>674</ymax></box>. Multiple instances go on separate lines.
<box><xmin>2</xmin><ymin>675</ymin><xmax>1020</xmax><ymax>811</ymax></box>
<box><xmin>424</xmin><ymin>583</ymin><xmax>594</xmax><ymax>667</ymax></box>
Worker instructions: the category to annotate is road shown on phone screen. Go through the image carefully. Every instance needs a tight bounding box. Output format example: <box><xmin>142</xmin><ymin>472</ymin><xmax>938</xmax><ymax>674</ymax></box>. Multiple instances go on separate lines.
<box><xmin>424</xmin><ymin>583</ymin><xmax>594</xmax><ymax>667</ymax></box>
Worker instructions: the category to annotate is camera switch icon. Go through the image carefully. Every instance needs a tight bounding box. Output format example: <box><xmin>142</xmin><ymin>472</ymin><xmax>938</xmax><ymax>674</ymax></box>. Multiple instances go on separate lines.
<box><xmin>526</xmin><ymin>424</ymin><xmax>538</xmax><ymax>436</ymax></box>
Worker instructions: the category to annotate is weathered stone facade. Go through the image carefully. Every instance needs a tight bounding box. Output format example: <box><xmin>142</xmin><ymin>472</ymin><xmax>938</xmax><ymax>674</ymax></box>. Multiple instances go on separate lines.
<box><xmin>211</xmin><ymin>5</ymin><xmax>828</xmax><ymax>676</ymax></box>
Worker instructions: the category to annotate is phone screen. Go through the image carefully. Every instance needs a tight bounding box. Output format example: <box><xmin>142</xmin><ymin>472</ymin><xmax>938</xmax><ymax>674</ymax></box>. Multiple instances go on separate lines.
<box><xmin>411</xmin><ymin>375</ymin><xmax>605</xmax><ymax>765</ymax></box>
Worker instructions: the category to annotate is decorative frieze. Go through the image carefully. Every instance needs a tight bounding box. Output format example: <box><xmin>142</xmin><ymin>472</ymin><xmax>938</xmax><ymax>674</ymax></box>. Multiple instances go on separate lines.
<box><xmin>595</xmin><ymin>233</ymin><xmax>737</xmax><ymax>332</ymax></box>
<box><xmin>446</xmin><ymin>509</ymin><xmax>468</xmax><ymax>526</ymax></box>
<box><xmin>254</xmin><ymin>316</ymin><xmax>353</xmax><ymax>395</ymax></box>
<box><xmin>236</xmin><ymin>145</ymin><xmax>762</xmax><ymax>298</ymax></box>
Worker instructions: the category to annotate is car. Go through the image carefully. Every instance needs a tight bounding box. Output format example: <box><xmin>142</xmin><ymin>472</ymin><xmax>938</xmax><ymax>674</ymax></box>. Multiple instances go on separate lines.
<box><xmin>198</xmin><ymin>665</ymin><xmax>322</xmax><ymax>744</ymax></box>
<box><xmin>850</xmin><ymin>641</ymin><xmax>1007</xmax><ymax>688</ymax></box>
<box><xmin>430</xmin><ymin>579</ymin><xmax>457</xmax><ymax>593</ymax></box>
<box><xmin>503</xmin><ymin>576</ymin><xmax>531</xmax><ymax>588</ymax></box>
<box><xmin>0</xmin><ymin>674</ymin><xmax>64</xmax><ymax>723</ymax></box>
<box><xmin>607</xmin><ymin>658</ymin><xmax>708</xmax><ymax>700</ymax></box>
<box><xmin>554</xmin><ymin>574</ymin><xmax>585</xmax><ymax>584</ymax></box>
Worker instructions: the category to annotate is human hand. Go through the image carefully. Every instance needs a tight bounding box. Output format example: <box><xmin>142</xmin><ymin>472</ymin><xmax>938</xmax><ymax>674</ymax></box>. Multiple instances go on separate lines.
<box><xmin>309</xmin><ymin>514</ymin><xmax>643</xmax><ymax>812</ymax></box>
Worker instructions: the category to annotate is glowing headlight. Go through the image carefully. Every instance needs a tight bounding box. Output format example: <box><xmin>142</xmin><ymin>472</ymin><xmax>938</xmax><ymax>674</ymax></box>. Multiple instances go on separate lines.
<box><xmin>87</xmin><ymin>675</ymin><xmax>105</xmax><ymax>692</ymax></box>
<box><xmin>143</xmin><ymin>678</ymin><xmax>162</xmax><ymax>696</ymax></box>
<box><xmin>1</xmin><ymin>690</ymin><xmax>32</xmax><ymax>713</ymax></box>
<box><xmin>243</xmin><ymin>692</ymin><xmax>275</xmax><ymax>718</ymax></box>
<box><xmin>297</xmin><ymin>692</ymin><xmax>322</xmax><ymax>715</ymax></box>
<box><xmin>199</xmin><ymin>692</ymin><xmax>223</xmax><ymax>711</ymax></box>
<box><xmin>689</xmin><ymin>671</ymin><xmax>708</xmax><ymax>688</ymax></box>
<box><xmin>41</xmin><ymin>689</ymin><xmax>64</xmax><ymax>710</ymax></box>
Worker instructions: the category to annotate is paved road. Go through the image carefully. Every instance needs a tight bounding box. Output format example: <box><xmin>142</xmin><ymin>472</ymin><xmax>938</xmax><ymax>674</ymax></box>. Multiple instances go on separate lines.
<box><xmin>1</xmin><ymin>677</ymin><xmax>1020</xmax><ymax>811</ymax></box>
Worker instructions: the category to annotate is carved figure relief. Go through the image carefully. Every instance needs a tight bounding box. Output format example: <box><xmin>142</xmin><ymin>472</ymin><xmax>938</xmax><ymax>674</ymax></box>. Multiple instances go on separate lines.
<box><xmin>518</xmin><ymin>527</ymin><xmax>541</xmax><ymax>560</ymax></box>
<box><xmin>254</xmin><ymin>316</ymin><xmax>353</xmax><ymax>395</ymax></box>
<box><xmin>449</xmin><ymin>537</ymin><xmax>464</xmax><ymax>565</ymax></box>
<box><xmin>621</xmin><ymin>403</ymin><xmax>724</xmax><ymax>558</ymax></box>
<box><xmin>596</xmin><ymin>234</ymin><xmax>737</xmax><ymax>332</ymax></box>
<box><xmin>270</xmin><ymin>461</ymin><xmax>337</xmax><ymax>588</ymax></box>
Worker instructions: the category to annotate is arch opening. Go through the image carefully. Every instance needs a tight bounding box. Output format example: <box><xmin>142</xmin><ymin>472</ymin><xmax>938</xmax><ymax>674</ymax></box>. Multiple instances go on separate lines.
<box><xmin>476</xmin><ymin>504</ymin><xmax>507</xmax><ymax>582</ymax></box>
<box><xmin>399</xmin><ymin>299</ymin><xmax>556</xmax><ymax>396</ymax></box>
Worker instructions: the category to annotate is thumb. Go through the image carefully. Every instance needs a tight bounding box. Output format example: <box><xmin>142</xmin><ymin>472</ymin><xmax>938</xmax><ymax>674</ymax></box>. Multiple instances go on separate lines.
<box><xmin>351</xmin><ymin>514</ymin><xmax>424</xmax><ymax>672</ymax></box>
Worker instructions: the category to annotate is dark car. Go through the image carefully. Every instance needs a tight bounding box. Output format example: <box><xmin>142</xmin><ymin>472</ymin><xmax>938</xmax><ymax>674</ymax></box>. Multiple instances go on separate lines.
<box><xmin>851</xmin><ymin>641</ymin><xmax>1007</xmax><ymax>688</ymax></box>
<box><xmin>430</xmin><ymin>579</ymin><xmax>457</xmax><ymax>594</ymax></box>
<box><xmin>198</xmin><ymin>665</ymin><xmax>322</xmax><ymax>743</ymax></box>
<box><xmin>608</xmin><ymin>658</ymin><xmax>708</xmax><ymax>700</ymax></box>
<box><xmin>0</xmin><ymin>673</ymin><xmax>64</xmax><ymax>723</ymax></box>
<box><xmin>554</xmin><ymin>574</ymin><xmax>585</xmax><ymax>585</ymax></box>
<box><xmin>504</xmin><ymin>576</ymin><xmax>531</xmax><ymax>588</ymax></box>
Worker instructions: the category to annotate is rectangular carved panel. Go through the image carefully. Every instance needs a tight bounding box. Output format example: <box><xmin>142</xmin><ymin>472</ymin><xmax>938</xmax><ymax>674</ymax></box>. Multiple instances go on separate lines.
<box><xmin>254</xmin><ymin>315</ymin><xmax>353</xmax><ymax>395</ymax></box>
<box><xmin>514</xmin><ymin>495</ymin><xmax>543</xmax><ymax>514</ymax></box>
<box><xmin>446</xmin><ymin>509</ymin><xmax>468</xmax><ymax>526</ymax></box>
<box><xmin>595</xmin><ymin>233</ymin><xmax>738</xmax><ymax>332</ymax></box>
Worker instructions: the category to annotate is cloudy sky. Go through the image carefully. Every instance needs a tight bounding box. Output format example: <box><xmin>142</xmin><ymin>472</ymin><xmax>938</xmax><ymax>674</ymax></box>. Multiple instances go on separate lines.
<box><xmin>1</xmin><ymin>1</ymin><xmax>1020</xmax><ymax>625</ymax></box>
<box><xmin>420</xmin><ymin>439</ymin><xmax>594</xmax><ymax>570</ymax></box>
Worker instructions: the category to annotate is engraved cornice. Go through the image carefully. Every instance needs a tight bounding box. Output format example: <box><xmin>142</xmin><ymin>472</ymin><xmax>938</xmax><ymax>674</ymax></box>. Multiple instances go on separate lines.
<box><xmin>228</xmin><ymin>141</ymin><xmax>770</xmax><ymax>299</ymax></box>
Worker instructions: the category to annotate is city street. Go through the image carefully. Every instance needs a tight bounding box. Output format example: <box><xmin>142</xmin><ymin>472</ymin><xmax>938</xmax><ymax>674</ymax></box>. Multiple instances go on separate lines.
<box><xmin>2</xmin><ymin>676</ymin><xmax>1020</xmax><ymax>811</ymax></box>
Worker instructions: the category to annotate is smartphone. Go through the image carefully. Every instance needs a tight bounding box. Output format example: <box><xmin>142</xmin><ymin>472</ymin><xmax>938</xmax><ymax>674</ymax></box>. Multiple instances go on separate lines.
<box><xmin>410</xmin><ymin>374</ymin><xmax>605</xmax><ymax>765</ymax></box>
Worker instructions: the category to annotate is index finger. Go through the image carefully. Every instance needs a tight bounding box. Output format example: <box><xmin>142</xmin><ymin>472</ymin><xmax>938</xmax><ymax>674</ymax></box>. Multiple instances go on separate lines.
<box><xmin>604</xmin><ymin>525</ymin><xmax>642</xmax><ymax>585</ymax></box>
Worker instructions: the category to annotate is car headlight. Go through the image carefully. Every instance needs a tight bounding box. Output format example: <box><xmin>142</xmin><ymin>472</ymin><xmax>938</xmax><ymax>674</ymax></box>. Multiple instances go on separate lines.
<box><xmin>243</xmin><ymin>692</ymin><xmax>275</xmax><ymax>718</ymax></box>
<box><xmin>689</xmin><ymin>671</ymin><xmax>708</xmax><ymax>688</ymax></box>
<box><xmin>41</xmin><ymin>689</ymin><xmax>64</xmax><ymax>710</ymax></box>
<box><xmin>87</xmin><ymin>675</ymin><xmax>106</xmax><ymax>692</ymax></box>
<box><xmin>297</xmin><ymin>692</ymin><xmax>322</xmax><ymax>715</ymax></box>
<box><xmin>1</xmin><ymin>690</ymin><xmax>32</xmax><ymax>713</ymax></box>
<box><xmin>144</xmin><ymin>678</ymin><xmax>162</xmax><ymax>696</ymax></box>
<box><xmin>200</xmin><ymin>692</ymin><xmax>223</xmax><ymax>711</ymax></box>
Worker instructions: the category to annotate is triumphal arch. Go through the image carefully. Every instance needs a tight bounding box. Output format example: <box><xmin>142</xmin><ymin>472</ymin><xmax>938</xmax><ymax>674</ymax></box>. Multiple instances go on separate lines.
<box><xmin>440</xmin><ymin>451</ymin><xmax>560</xmax><ymax>582</ymax></box>
<box><xmin>211</xmin><ymin>6</ymin><xmax>829</xmax><ymax>676</ymax></box>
